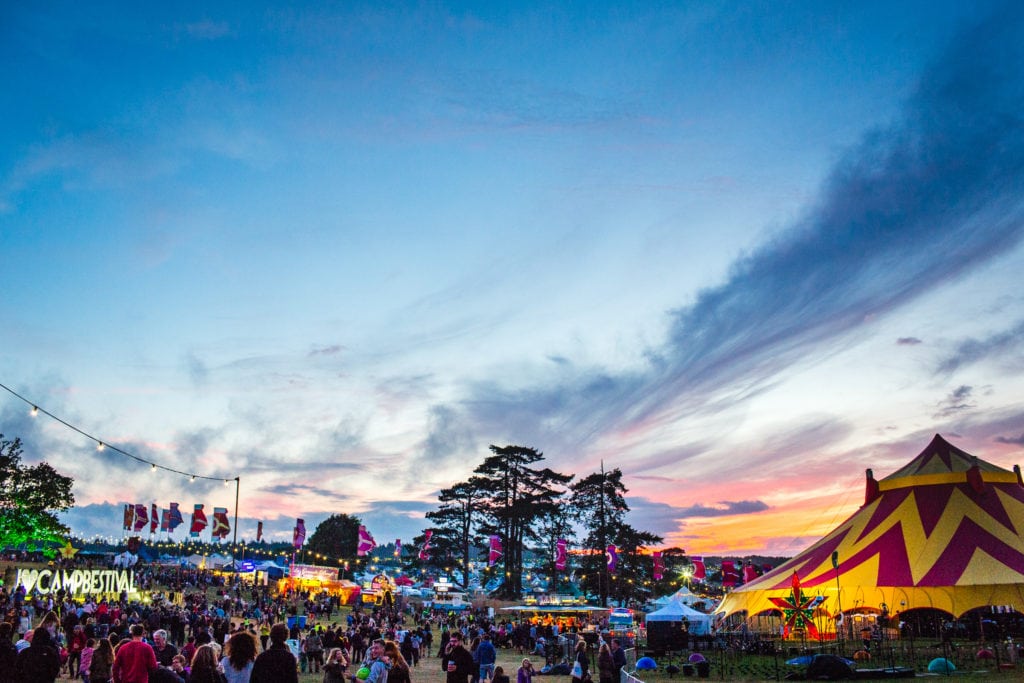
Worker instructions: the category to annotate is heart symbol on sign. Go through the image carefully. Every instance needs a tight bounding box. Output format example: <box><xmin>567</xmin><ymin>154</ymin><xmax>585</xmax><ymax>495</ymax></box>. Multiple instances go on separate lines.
<box><xmin>19</xmin><ymin>569</ymin><xmax>40</xmax><ymax>593</ymax></box>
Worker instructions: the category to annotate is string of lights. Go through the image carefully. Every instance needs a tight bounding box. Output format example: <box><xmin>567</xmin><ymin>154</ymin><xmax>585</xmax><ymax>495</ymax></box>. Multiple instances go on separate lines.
<box><xmin>1</xmin><ymin>380</ymin><xmax>236</xmax><ymax>484</ymax></box>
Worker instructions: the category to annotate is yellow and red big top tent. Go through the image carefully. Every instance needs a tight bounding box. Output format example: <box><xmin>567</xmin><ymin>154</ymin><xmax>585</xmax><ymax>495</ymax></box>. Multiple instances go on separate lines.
<box><xmin>717</xmin><ymin>435</ymin><xmax>1024</xmax><ymax>622</ymax></box>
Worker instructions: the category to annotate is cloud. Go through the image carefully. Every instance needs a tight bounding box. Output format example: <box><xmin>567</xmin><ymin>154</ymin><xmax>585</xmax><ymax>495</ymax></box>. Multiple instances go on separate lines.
<box><xmin>309</xmin><ymin>345</ymin><xmax>344</xmax><ymax>357</ymax></box>
<box><xmin>934</xmin><ymin>385</ymin><xmax>976</xmax><ymax>418</ymax></box>
<box><xmin>675</xmin><ymin>501</ymin><xmax>770</xmax><ymax>518</ymax></box>
<box><xmin>937</xmin><ymin>319</ymin><xmax>1024</xmax><ymax>374</ymax></box>
<box><xmin>896</xmin><ymin>337</ymin><xmax>922</xmax><ymax>346</ymax></box>
<box><xmin>995</xmin><ymin>433</ymin><xmax>1024</xmax><ymax>446</ymax></box>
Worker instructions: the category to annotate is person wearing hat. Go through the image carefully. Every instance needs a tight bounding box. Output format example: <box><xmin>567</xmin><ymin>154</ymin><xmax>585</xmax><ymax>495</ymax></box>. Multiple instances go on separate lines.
<box><xmin>251</xmin><ymin>623</ymin><xmax>298</xmax><ymax>683</ymax></box>
<box><xmin>15</xmin><ymin>626</ymin><xmax>61</xmax><ymax>683</ymax></box>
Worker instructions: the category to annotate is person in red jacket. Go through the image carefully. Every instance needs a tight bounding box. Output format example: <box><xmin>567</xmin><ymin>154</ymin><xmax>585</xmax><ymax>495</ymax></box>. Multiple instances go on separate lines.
<box><xmin>112</xmin><ymin>625</ymin><xmax>157</xmax><ymax>683</ymax></box>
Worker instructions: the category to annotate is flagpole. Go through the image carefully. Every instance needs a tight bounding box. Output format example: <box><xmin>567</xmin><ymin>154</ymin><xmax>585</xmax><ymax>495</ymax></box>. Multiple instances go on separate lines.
<box><xmin>233</xmin><ymin>477</ymin><xmax>240</xmax><ymax>583</ymax></box>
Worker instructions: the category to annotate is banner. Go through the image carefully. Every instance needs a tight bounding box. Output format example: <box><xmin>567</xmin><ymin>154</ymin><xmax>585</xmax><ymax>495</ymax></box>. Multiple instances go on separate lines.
<box><xmin>256</xmin><ymin>521</ymin><xmax>263</xmax><ymax>542</ymax></box>
<box><xmin>653</xmin><ymin>551</ymin><xmax>664</xmax><ymax>581</ymax></box>
<box><xmin>357</xmin><ymin>525</ymin><xmax>376</xmax><ymax>556</ymax></box>
<box><xmin>293</xmin><ymin>518</ymin><xmax>306</xmax><ymax>549</ymax></box>
<box><xmin>606</xmin><ymin>544</ymin><xmax>618</xmax><ymax>575</ymax></box>
<box><xmin>555</xmin><ymin>538</ymin><xmax>567</xmax><ymax>571</ymax></box>
<box><xmin>160</xmin><ymin>509</ymin><xmax>170</xmax><ymax>532</ymax></box>
<box><xmin>691</xmin><ymin>556</ymin><xmax>706</xmax><ymax>582</ymax></box>
<box><xmin>418</xmin><ymin>530</ymin><xmax>432</xmax><ymax>560</ymax></box>
<box><xmin>150</xmin><ymin>504</ymin><xmax>158</xmax><ymax>534</ymax></box>
<box><xmin>743</xmin><ymin>562</ymin><xmax>759</xmax><ymax>583</ymax></box>
<box><xmin>211</xmin><ymin>508</ymin><xmax>231</xmax><ymax>539</ymax></box>
<box><xmin>488</xmin><ymin>535</ymin><xmax>503</xmax><ymax>567</ymax></box>
<box><xmin>133</xmin><ymin>504</ymin><xmax>148</xmax><ymax>532</ymax></box>
<box><xmin>721</xmin><ymin>560</ymin><xmax>740</xmax><ymax>587</ymax></box>
<box><xmin>168</xmin><ymin>503</ymin><xmax>184</xmax><ymax>532</ymax></box>
<box><xmin>190</xmin><ymin>504</ymin><xmax>208</xmax><ymax>537</ymax></box>
<box><xmin>122</xmin><ymin>505</ymin><xmax>133</xmax><ymax>531</ymax></box>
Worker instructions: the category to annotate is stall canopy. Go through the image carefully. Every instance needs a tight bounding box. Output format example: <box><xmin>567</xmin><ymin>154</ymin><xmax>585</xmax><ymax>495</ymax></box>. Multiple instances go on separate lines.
<box><xmin>717</xmin><ymin>435</ymin><xmax>1024</xmax><ymax>622</ymax></box>
<box><xmin>646</xmin><ymin>599</ymin><xmax>712</xmax><ymax>635</ymax></box>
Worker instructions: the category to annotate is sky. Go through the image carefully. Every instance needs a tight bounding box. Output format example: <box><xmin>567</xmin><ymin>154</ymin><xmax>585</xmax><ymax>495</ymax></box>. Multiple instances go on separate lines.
<box><xmin>2</xmin><ymin>1</ymin><xmax>1024</xmax><ymax>559</ymax></box>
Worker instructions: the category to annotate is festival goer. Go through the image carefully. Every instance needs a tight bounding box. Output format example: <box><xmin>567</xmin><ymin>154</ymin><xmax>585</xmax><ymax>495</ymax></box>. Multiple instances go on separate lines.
<box><xmin>250</xmin><ymin>624</ymin><xmax>297</xmax><ymax>683</ymax></box>
<box><xmin>304</xmin><ymin>627</ymin><xmax>325</xmax><ymax>674</ymax></box>
<box><xmin>68</xmin><ymin>624</ymin><xmax>87</xmax><ymax>678</ymax></box>
<box><xmin>112</xmin><ymin>624</ymin><xmax>157</xmax><ymax>683</ymax></box>
<box><xmin>188</xmin><ymin>644</ymin><xmax>225</xmax><ymax>683</ymax></box>
<box><xmin>516</xmin><ymin>658</ymin><xmax>534</xmax><ymax>683</ymax></box>
<box><xmin>322</xmin><ymin>647</ymin><xmax>350</xmax><ymax>683</ymax></box>
<box><xmin>597</xmin><ymin>643</ymin><xmax>615</xmax><ymax>683</ymax></box>
<box><xmin>15</xmin><ymin>626</ymin><xmax>62</xmax><ymax>683</ymax></box>
<box><xmin>442</xmin><ymin>632</ymin><xmax>474</xmax><ymax>683</ymax></box>
<box><xmin>609</xmin><ymin>639</ymin><xmax>626</xmax><ymax>676</ymax></box>
<box><xmin>492</xmin><ymin>665</ymin><xmax>510</xmax><ymax>683</ymax></box>
<box><xmin>221</xmin><ymin>631</ymin><xmax>257</xmax><ymax>683</ymax></box>
<box><xmin>358</xmin><ymin>639</ymin><xmax>390</xmax><ymax>683</ymax></box>
<box><xmin>475</xmin><ymin>632</ymin><xmax>497</xmax><ymax>683</ymax></box>
<box><xmin>571</xmin><ymin>639</ymin><xmax>589</xmax><ymax>683</ymax></box>
<box><xmin>80</xmin><ymin>638</ymin><xmax>96</xmax><ymax>683</ymax></box>
<box><xmin>0</xmin><ymin>623</ymin><xmax>20</xmax><ymax>683</ymax></box>
<box><xmin>153</xmin><ymin>629</ymin><xmax>179</xmax><ymax>667</ymax></box>
<box><xmin>89</xmin><ymin>638</ymin><xmax>115</xmax><ymax>683</ymax></box>
<box><xmin>383</xmin><ymin>640</ymin><xmax>411</xmax><ymax>683</ymax></box>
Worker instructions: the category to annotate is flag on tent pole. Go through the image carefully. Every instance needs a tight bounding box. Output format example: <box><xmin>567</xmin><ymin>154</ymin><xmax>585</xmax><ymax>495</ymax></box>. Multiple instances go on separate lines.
<box><xmin>190</xmin><ymin>504</ymin><xmax>208</xmax><ymax>537</ymax></box>
<box><xmin>418</xmin><ymin>530</ymin><xmax>432</xmax><ymax>560</ymax></box>
<box><xmin>160</xmin><ymin>509</ymin><xmax>171</xmax><ymax>532</ymax></box>
<box><xmin>133</xmin><ymin>504</ymin><xmax>148</xmax><ymax>532</ymax></box>
<box><xmin>211</xmin><ymin>508</ymin><xmax>231</xmax><ymax>539</ymax></box>
<box><xmin>691</xmin><ymin>556</ymin><xmax>706</xmax><ymax>582</ymax></box>
<box><xmin>555</xmin><ymin>538</ymin><xmax>568</xmax><ymax>571</ymax></box>
<box><xmin>123</xmin><ymin>505</ymin><xmax>134</xmax><ymax>531</ymax></box>
<box><xmin>653</xmin><ymin>551</ymin><xmax>664</xmax><ymax>581</ymax></box>
<box><xmin>721</xmin><ymin>560</ymin><xmax>740</xmax><ymax>587</ymax></box>
<box><xmin>150</xmin><ymin>504</ymin><xmax>159</xmax><ymax>534</ymax></box>
<box><xmin>256</xmin><ymin>521</ymin><xmax>263</xmax><ymax>542</ymax></box>
<box><xmin>168</xmin><ymin>502</ymin><xmax>184</xmax><ymax>532</ymax></box>
<box><xmin>394</xmin><ymin>539</ymin><xmax>401</xmax><ymax>558</ymax></box>
<box><xmin>293</xmin><ymin>519</ymin><xmax>306</xmax><ymax>549</ymax></box>
<box><xmin>358</xmin><ymin>525</ymin><xmax>376</xmax><ymax>556</ymax></box>
<box><xmin>606</xmin><ymin>545</ymin><xmax>618</xmax><ymax>574</ymax></box>
<box><xmin>743</xmin><ymin>561</ymin><xmax>759</xmax><ymax>583</ymax></box>
<box><xmin>488</xmin><ymin>535</ymin><xmax>503</xmax><ymax>567</ymax></box>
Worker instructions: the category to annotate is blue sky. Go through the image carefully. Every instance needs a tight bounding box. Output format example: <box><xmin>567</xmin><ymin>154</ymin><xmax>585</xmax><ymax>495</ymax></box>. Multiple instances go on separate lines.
<box><xmin>2</xmin><ymin>1</ymin><xmax>1023</xmax><ymax>556</ymax></box>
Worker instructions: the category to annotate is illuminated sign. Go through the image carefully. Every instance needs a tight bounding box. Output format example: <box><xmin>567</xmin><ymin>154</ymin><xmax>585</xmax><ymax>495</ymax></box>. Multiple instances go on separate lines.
<box><xmin>289</xmin><ymin>564</ymin><xmax>338</xmax><ymax>582</ymax></box>
<box><xmin>15</xmin><ymin>568</ymin><xmax>137</xmax><ymax>596</ymax></box>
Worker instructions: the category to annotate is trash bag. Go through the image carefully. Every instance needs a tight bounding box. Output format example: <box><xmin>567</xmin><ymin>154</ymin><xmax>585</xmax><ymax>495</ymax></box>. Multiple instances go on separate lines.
<box><xmin>805</xmin><ymin>654</ymin><xmax>853</xmax><ymax>680</ymax></box>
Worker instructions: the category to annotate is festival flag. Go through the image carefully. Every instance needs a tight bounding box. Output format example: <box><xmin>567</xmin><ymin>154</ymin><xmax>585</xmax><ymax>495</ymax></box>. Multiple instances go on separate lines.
<box><xmin>653</xmin><ymin>551</ymin><xmax>664</xmax><ymax>581</ymax></box>
<box><xmin>606</xmin><ymin>544</ymin><xmax>619</xmax><ymax>574</ymax></box>
<box><xmin>160</xmin><ymin>509</ymin><xmax>171</xmax><ymax>532</ymax></box>
<box><xmin>357</xmin><ymin>525</ymin><xmax>376</xmax><ymax>556</ymax></box>
<box><xmin>123</xmin><ymin>504</ymin><xmax>134</xmax><ymax>531</ymax></box>
<box><xmin>721</xmin><ymin>560</ymin><xmax>740</xmax><ymax>587</ymax></box>
<box><xmin>256</xmin><ymin>521</ymin><xmax>264</xmax><ymax>542</ymax></box>
<box><xmin>168</xmin><ymin>502</ymin><xmax>184</xmax><ymax>532</ymax></box>
<box><xmin>190</xmin><ymin>504</ymin><xmax>208</xmax><ymax>537</ymax></box>
<box><xmin>418</xmin><ymin>530</ymin><xmax>433</xmax><ymax>560</ymax></box>
<box><xmin>150</xmin><ymin>504</ymin><xmax>159</xmax><ymax>534</ymax></box>
<box><xmin>691</xmin><ymin>556</ymin><xmax>706</xmax><ymax>581</ymax></box>
<box><xmin>133</xmin><ymin>504</ymin><xmax>148</xmax><ymax>532</ymax></box>
<box><xmin>488</xmin><ymin>535</ymin><xmax>503</xmax><ymax>567</ymax></box>
<box><xmin>293</xmin><ymin>518</ymin><xmax>306</xmax><ymax>549</ymax></box>
<box><xmin>211</xmin><ymin>507</ymin><xmax>231</xmax><ymax>539</ymax></box>
<box><xmin>743</xmin><ymin>561</ymin><xmax>759</xmax><ymax>583</ymax></box>
<box><xmin>394</xmin><ymin>539</ymin><xmax>402</xmax><ymax>558</ymax></box>
<box><xmin>555</xmin><ymin>538</ymin><xmax>568</xmax><ymax>571</ymax></box>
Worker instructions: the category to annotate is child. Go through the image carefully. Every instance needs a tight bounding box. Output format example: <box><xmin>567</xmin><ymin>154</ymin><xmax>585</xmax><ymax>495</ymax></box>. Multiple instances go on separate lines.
<box><xmin>79</xmin><ymin>638</ymin><xmax>95</xmax><ymax>682</ymax></box>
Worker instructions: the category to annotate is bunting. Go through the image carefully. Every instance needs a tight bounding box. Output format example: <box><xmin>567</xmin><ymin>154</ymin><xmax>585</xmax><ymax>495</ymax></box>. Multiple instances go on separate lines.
<box><xmin>653</xmin><ymin>551</ymin><xmax>664</xmax><ymax>581</ymax></box>
<box><xmin>256</xmin><ymin>521</ymin><xmax>263</xmax><ymax>542</ymax></box>
<box><xmin>555</xmin><ymin>538</ymin><xmax>568</xmax><ymax>571</ymax></box>
<box><xmin>691</xmin><ymin>556</ymin><xmax>706</xmax><ymax>582</ymax></box>
<box><xmin>488</xmin><ymin>535</ymin><xmax>503</xmax><ymax>567</ymax></box>
<box><xmin>211</xmin><ymin>507</ymin><xmax>231</xmax><ymax>539</ymax></box>
<box><xmin>357</xmin><ymin>525</ymin><xmax>376</xmax><ymax>556</ymax></box>
<box><xmin>418</xmin><ymin>530</ymin><xmax>432</xmax><ymax>561</ymax></box>
<box><xmin>606</xmin><ymin>544</ymin><xmax>618</xmax><ymax>574</ymax></box>
<box><xmin>293</xmin><ymin>518</ymin><xmax>306</xmax><ymax>549</ymax></box>
<box><xmin>190</xmin><ymin>504</ymin><xmax>208</xmax><ymax>537</ymax></box>
<box><xmin>133</xmin><ymin>504</ymin><xmax>148</xmax><ymax>532</ymax></box>
<box><xmin>167</xmin><ymin>502</ymin><xmax>184</xmax><ymax>532</ymax></box>
<box><xmin>150</xmin><ymin>503</ymin><xmax>158</xmax><ymax>534</ymax></box>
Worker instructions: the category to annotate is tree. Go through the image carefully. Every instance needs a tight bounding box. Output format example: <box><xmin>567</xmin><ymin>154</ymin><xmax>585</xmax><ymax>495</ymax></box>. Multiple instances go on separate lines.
<box><xmin>0</xmin><ymin>434</ymin><xmax>75</xmax><ymax>551</ymax></box>
<box><xmin>425</xmin><ymin>476</ymin><xmax>489</xmax><ymax>588</ymax></box>
<box><xmin>475</xmin><ymin>445</ymin><xmax>572</xmax><ymax>599</ymax></box>
<box><xmin>306</xmin><ymin>513</ymin><xmax>362</xmax><ymax>561</ymax></box>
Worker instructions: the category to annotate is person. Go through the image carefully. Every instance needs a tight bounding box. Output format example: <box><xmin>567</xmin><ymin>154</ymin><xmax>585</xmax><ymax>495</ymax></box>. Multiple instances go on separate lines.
<box><xmin>112</xmin><ymin>624</ymin><xmax>157</xmax><ymax>683</ymax></box>
<box><xmin>15</xmin><ymin>626</ymin><xmax>62</xmax><ymax>683</ymax></box>
<box><xmin>383</xmin><ymin>640</ymin><xmax>411</xmax><ymax>683</ymax></box>
<box><xmin>153</xmin><ymin>629</ymin><xmax>179</xmax><ymax>668</ymax></box>
<box><xmin>609</xmin><ymin>639</ymin><xmax>626</xmax><ymax>677</ymax></box>
<box><xmin>571</xmin><ymin>640</ymin><xmax>589</xmax><ymax>683</ymax></box>
<box><xmin>0</xmin><ymin>622</ymin><xmax>19</xmax><ymax>683</ymax></box>
<box><xmin>359</xmin><ymin>639</ymin><xmax>390</xmax><ymax>683</ymax></box>
<box><xmin>188</xmin><ymin>644</ymin><xmax>226</xmax><ymax>683</ymax></box>
<box><xmin>597</xmin><ymin>643</ymin><xmax>614</xmax><ymax>683</ymax></box>
<box><xmin>475</xmin><ymin>633</ymin><xmax>497</xmax><ymax>683</ymax></box>
<box><xmin>442</xmin><ymin>632</ymin><xmax>475</xmax><ymax>683</ymax></box>
<box><xmin>322</xmin><ymin>647</ymin><xmax>350</xmax><ymax>683</ymax></box>
<box><xmin>516</xmin><ymin>658</ymin><xmax>534</xmax><ymax>683</ymax></box>
<box><xmin>250</xmin><ymin>624</ymin><xmax>297</xmax><ymax>683</ymax></box>
<box><xmin>68</xmin><ymin>625</ymin><xmax>88</xmax><ymax>679</ymax></box>
<box><xmin>80</xmin><ymin>638</ymin><xmax>96</xmax><ymax>683</ymax></box>
<box><xmin>492</xmin><ymin>665</ymin><xmax>510</xmax><ymax>683</ymax></box>
<box><xmin>170</xmin><ymin>653</ymin><xmax>191</xmax><ymax>680</ymax></box>
<box><xmin>221</xmin><ymin>631</ymin><xmax>257</xmax><ymax>683</ymax></box>
<box><xmin>304</xmin><ymin>627</ymin><xmax>325</xmax><ymax>674</ymax></box>
<box><xmin>89</xmin><ymin>638</ymin><xmax>115</xmax><ymax>683</ymax></box>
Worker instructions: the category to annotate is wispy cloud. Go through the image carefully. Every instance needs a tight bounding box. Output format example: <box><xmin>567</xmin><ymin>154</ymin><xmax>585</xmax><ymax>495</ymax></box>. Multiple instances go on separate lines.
<box><xmin>897</xmin><ymin>337</ymin><xmax>922</xmax><ymax>346</ymax></box>
<box><xmin>675</xmin><ymin>501</ymin><xmax>770</xmax><ymax>518</ymax></box>
<box><xmin>937</xmin><ymin>319</ymin><xmax>1024</xmax><ymax>374</ymax></box>
<box><xmin>995</xmin><ymin>433</ymin><xmax>1024</xmax><ymax>446</ymax></box>
<box><xmin>934</xmin><ymin>385</ymin><xmax>976</xmax><ymax>418</ymax></box>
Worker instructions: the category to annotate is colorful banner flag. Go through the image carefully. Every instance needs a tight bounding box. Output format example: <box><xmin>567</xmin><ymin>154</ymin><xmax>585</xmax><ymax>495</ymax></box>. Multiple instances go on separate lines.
<box><xmin>653</xmin><ymin>551</ymin><xmax>664</xmax><ymax>581</ymax></box>
<box><xmin>190</xmin><ymin>504</ymin><xmax>208</xmax><ymax>537</ymax></box>
<box><xmin>394</xmin><ymin>539</ymin><xmax>402</xmax><ymax>558</ymax></box>
<box><xmin>721</xmin><ymin>560</ymin><xmax>740</xmax><ymax>587</ymax></box>
<box><xmin>606</xmin><ymin>544</ymin><xmax>618</xmax><ymax>574</ymax></box>
<box><xmin>488</xmin><ymin>535</ymin><xmax>503</xmax><ymax>567</ymax></box>
<box><xmin>418</xmin><ymin>530</ymin><xmax>432</xmax><ymax>560</ymax></box>
<box><xmin>168</xmin><ymin>502</ymin><xmax>184</xmax><ymax>532</ymax></box>
<box><xmin>160</xmin><ymin>509</ymin><xmax>170</xmax><ymax>532</ymax></box>
<box><xmin>123</xmin><ymin>504</ymin><xmax>134</xmax><ymax>531</ymax></box>
<box><xmin>150</xmin><ymin>504</ymin><xmax>158</xmax><ymax>534</ymax></box>
<box><xmin>691</xmin><ymin>556</ymin><xmax>706</xmax><ymax>582</ymax></box>
<box><xmin>357</xmin><ymin>525</ymin><xmax>376</xmax><ymax>556</ymax></box>
<box><xmin>211</xmin><ymin>507</ymin><xmax>231</xmax><ymax>539</ymax></box>
<box><xmin>743</xmin><ymin>562</ymin><xmax>759</xmax><ymax>583</ymax></box>
<box><xmin>133</xmin><ymin>504</ymin><xmax>148</xmax><ymax>532</ymax></box>
<box><xmin>293</xmin><ymin>518</ymin><xmax>306</xmax><ymax>549</ymax></box>
<box><xmin>555</xmin><ymin>538</ymin><xmax>568</xmax><ymax>571</ymax></box>
<box><xmin>257</xmin><ymin>521</ymin><xmax>263</xmax><ymax>542</ymax></box>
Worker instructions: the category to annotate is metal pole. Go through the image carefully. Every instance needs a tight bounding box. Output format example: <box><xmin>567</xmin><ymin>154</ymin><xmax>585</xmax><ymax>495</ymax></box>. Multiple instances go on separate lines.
<box><xmin>233</xmin><ymin>477</ymin><xmax>240</xmax><ymax>584</ymax></box>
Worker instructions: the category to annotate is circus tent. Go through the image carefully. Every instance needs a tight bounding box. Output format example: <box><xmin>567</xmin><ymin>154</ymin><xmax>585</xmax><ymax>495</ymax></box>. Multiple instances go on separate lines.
<box><xmin>716</xmin><ymin>434</ymin><xmax>1024</xmax><ymax>623</ymax></box>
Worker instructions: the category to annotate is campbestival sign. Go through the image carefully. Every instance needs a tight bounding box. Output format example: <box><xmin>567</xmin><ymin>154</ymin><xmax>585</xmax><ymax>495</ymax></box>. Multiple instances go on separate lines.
<box><xmin>15</xmin><ymin>567</ymin><xmax>137</xmax><ymax>597</ymax></box>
